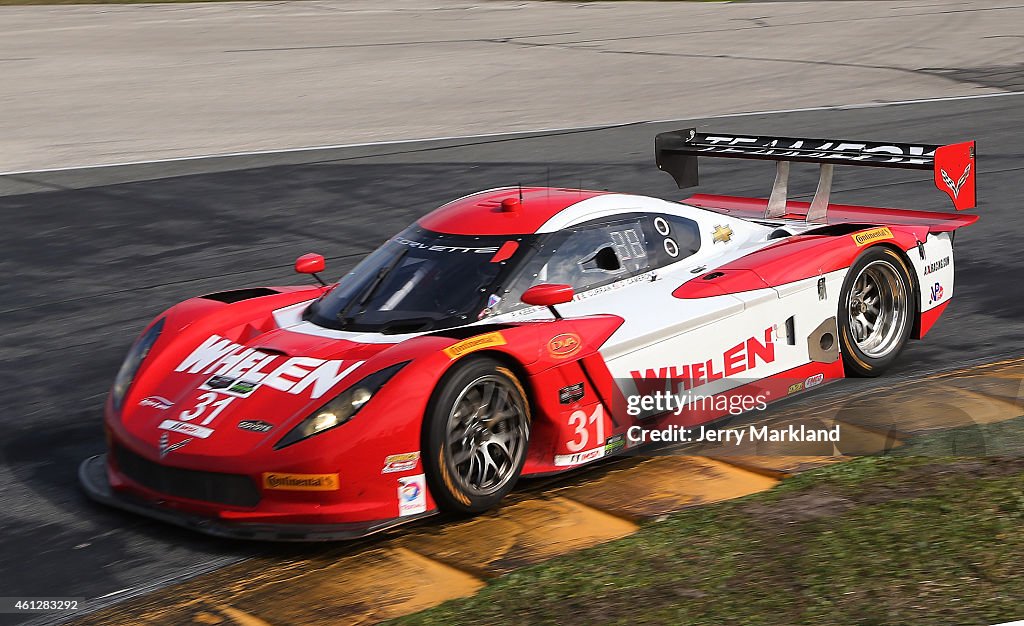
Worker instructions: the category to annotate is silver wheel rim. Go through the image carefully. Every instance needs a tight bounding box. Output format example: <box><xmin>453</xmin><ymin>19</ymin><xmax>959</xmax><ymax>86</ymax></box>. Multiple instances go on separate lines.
<box><xmin>445</xmin><ymin>374</ymin><xmax>529</xmax><ymax>497</ymax></box>
<box><xmin>847</xmin><ymin>259</ymin><xmax>909</xmax><ymax>359</ymax></box>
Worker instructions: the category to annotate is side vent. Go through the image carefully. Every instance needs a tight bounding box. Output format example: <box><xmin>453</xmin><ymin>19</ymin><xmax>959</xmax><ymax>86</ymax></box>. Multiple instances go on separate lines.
<box><xmin>201</xmin><ymin>288</ymin><xmax>280</xmax><ymax>304</ymax></box>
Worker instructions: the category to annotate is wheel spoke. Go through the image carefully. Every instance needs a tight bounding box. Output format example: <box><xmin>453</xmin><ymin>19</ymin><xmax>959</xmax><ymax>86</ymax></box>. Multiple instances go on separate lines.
<box><xmin>856</xmin><ymin>313</ymin><xmax>873</xmax><ymax>332</ymax></box>
<box><xmin>487</xmin><ymin>433</ymin><xmax>513</xmax><ymax>461</ymax></box>
<box><xmin>484</xmin><ymin>406</ymin><xmax>516</xmax><ymax>429</ymax></box>
<box><xmin>467</xmin><ymin>450</ymin><xmax>480</xmax><ymax>484</ymax></box>
<box><xmin>451</xmin><ymin>446</ymin><xmax>472</xmax><ymax>465</ymax></box>
<box><xmin>493</xmin><ymin>385</ymin><xmax>510</xmax><ymax>414</ymax></box>
<box><xmin>477</xmin><ymin>381</ymin><xmax>496</xmax><ymax>413</ymax></box>
<box><xmin>477</xmin><ymin>445</ymin><xmax>499</xmax><ymax>484</ymax></box>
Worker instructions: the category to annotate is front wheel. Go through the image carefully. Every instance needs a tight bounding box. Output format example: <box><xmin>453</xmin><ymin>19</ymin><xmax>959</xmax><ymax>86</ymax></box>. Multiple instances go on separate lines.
<box><xmin>839</xmin><ymin>246</ymin><xmax>916</xmax><ymax>377</ymax></box>
<box><xmin>422</xmin><ymin>358</ymin><xmax>531</xmax><ymax>514</ymax></box>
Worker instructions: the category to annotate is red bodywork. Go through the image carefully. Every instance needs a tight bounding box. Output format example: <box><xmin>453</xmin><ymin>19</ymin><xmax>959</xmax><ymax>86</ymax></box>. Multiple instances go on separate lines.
<box><xmin>419</xmin><ymin>187</ymin><xmax>607</xmax><ymax>235</ymax></box>
<box><xmin>94</xmin><ymin>279</ymin><xmax>629</xmax><ymax>537</ymax></box>
<box><xmin>83</xmin><ymin>182</ymin><xmax>976</xmax><ymax>541</ymax></box>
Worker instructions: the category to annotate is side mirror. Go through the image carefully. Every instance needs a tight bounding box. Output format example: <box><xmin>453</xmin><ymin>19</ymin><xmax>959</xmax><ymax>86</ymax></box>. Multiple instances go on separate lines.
<box><xmin>295</xmin><ymin>253</ymin><xmax>327</xmax><ymax>285</ymax></box>
<box><xmin>521</xmin><ymin>284</ymin><xmax>574</xmax><ymax>319</ymax></box>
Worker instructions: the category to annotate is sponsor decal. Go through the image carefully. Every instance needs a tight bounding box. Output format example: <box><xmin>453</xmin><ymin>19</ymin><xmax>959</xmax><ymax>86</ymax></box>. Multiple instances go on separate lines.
<box><xmin>554</xmin><ymin>445</ymin><xmax>604</xmax><ymax>467</ymax></box>
<box><xmin>630</xmin><ymin>327</ymin><xmax>776</xmax><ymax>394</ymax></box>
<box><xmin>923</xmin><ymin>256</ymin><xmax>950</xmax><ymax>275</ymax></box>
<box><xmin>941</xmin><ymin>163</ymin><xmax>971</xmax><ymax>199</ymax></box>
<box><xmin>175</xmin><ymin>335</ymin><xmax>364</xmax><ymax>400</ymax></box>
<box><xmin>443</xmin><ymin>332</ymin><xmax>507</xmax><ymax>359</ymax></box>
<box><xmin>559</xmin><ymin>382</ymin><xmax>585</xmax><ymax>405</ymax></box>
<box><xmin>227</xmin><ymin>380</ymin><xmax>258</xmax><ymax>396</ymax></box>
<box><xmin>788</xmin><ymin>382</ymin><xmax>804</xmax><ymax>395</ymax></box>
<box><xmin>604</xmin><ymin>434</ymin><xmax>626</xmax><ymax>455</ymax></box>
<box><xmin>805</xmin><ymin>373</ymin><xmax>825</xmax><ymax>389</ymax></box>
<box><xmin>697</xmin><ymin>135</ymin><xmax>935</xmax><ymax>165</ymax></box>
<box><xmin>158</xmin><ymin>432</ymin><xmax>191</xmax><ymax>458</ymax></box>
<box><xmin>711</xmin><ymin>224</ymin><xmax>733</xmax><ymax>244</ymax></box>
<box><xmin>262</xmin><ymin>472</ymin><xmax>339</xmax><ymax>491</ymax></box>
<box><xmin>929</xmin><ymin>282</ymin><xmax>945</xmax><ymax>304</ymax></box>
<box><xmin>852</xmin><ymin>227</ymin><xmax>894</xmax><ymax>247</ymax></box>
<box><xmin>159</xmin><ymin>419</ymin><xmax>214</xmax><ymax>439</ymax></box>
<box><xmin>382</xmin><ymin>452</ymin><xmax>420</xmax><ymax>474</ymax></box>
<box><xmin>139</xmin><ymin>396</ymin><xmax>173</xmax><ymax>410</ymax></box>
<box><xmin>548</xmin><ymin>333</ymin><xmax>582</xmax><ymax>358</ymax></box>
<box><xmin>200</xmin><ymin>376</ymin><xmax>261</xmax><ymax>398</ymax></box>
<box><xmin>397</xmin><ymin>474</ymin><xmax>427</xmax><ymax>516</ymax></box>
<box><xmin>202</xmin><ymin>375</ymin><xmax>233</xmax><ymax>390</ymax></box>
<box><xmin>237</xmin><ymin>419</ymin><xmax>274</xmax><ymax>433</ymax></box>
<box><xmin>394</xmin><ymin>237</ymin><xmax>499</xmax><ymax>255</ymax></box>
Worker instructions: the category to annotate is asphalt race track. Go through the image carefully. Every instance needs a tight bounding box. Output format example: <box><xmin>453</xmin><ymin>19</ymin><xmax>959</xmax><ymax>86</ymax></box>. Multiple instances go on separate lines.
<box><xmin>1</xmin><ymin>94</ymin><xmax>1022</xmax><ymax>625</ymax></box>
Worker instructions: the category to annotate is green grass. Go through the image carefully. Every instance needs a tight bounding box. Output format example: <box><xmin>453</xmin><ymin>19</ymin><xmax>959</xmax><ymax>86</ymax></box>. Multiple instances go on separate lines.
<box><xmin>392</xmin><ymin>417</ymin><xmax>1024</xmax><ymax>626</ymax></box>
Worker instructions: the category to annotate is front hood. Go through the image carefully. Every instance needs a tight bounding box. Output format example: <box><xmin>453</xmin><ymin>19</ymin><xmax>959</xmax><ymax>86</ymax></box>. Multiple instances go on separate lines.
<box><xmin>119</xmin><ymin>299</ymin><xmax>410</xmax><ymax>458</ymax></box>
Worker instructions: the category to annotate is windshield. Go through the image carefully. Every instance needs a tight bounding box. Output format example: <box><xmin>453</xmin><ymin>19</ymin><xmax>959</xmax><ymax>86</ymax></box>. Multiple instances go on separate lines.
<box><xmin>305</xmin><ymin>226</ymin><xmax>528</xmax><ymax>334</ymax></box>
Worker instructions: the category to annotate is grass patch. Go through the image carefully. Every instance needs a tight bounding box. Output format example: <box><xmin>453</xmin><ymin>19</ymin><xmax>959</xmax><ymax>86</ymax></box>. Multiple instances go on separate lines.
<box><xmin>392</xmin><ymin>417</ymin><xmax>1024</xmax><ymax>626</ymax></box>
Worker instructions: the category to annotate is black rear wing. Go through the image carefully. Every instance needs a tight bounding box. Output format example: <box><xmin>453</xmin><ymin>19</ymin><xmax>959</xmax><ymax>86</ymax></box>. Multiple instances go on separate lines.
<box><xmin>655</xmin><ymin>129</ymin><xmax>976</xmax><ymax>222</ymax></box>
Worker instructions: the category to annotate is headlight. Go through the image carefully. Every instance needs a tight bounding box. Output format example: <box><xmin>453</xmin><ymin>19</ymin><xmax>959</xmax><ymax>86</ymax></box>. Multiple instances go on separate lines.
<box><xmin>111</xmin><ymin>318</ymin><xmax>165</xmax><ymax>412</ymax></box>
<box><xmin>274</xmin><ymin>362</ymin><xmax>408</xmax><ymax>449</ymax></box>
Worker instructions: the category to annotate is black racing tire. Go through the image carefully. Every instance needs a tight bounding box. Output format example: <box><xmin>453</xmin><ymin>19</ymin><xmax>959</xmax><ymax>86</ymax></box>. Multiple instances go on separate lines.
<box><xmin>422</xmin><ymin>357</ymin><xmax>531</xmax><ymax>514</ymax></box>
<box><xmin>839</xmin><ymin>245</ymin><xmax>916</xmax><ymax>377</ymax></box>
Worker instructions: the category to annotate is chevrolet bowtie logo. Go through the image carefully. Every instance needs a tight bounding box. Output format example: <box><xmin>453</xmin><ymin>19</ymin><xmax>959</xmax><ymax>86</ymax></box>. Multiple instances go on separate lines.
<box><xmin>712</xmin><ymin>224</ymin><xmax>733</xmax><ymax>244</ymax></box>
<box><xmin>159</xmin><ymin>432</ymin><xmax>191</xmax><ymax>458</ymax></box>
<box><xmin>941</xmin><ymin>163</ymin><xmax>971</xmax><ymax>199</ymax></box>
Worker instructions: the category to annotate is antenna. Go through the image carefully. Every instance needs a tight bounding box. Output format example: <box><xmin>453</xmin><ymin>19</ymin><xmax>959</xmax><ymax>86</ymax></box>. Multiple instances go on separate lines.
<box><xmin>518</xmin><ymin>183</ymin><xmax>523</xmax><ymax>202</ymax></box>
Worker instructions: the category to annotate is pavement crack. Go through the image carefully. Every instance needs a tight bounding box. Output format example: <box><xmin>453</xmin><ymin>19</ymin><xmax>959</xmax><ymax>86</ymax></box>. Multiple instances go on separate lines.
<box><xmin>223</xmin><ymin>31</ymin><xmax>579</xmax><ymax>53</ymax></box>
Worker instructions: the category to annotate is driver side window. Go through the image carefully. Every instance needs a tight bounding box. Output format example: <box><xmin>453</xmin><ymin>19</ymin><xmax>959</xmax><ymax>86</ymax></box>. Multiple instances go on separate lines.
<box><xmin>491</xmin><ymin>220</ymin><xmax>649</xmax><ymax>315</ymax></box>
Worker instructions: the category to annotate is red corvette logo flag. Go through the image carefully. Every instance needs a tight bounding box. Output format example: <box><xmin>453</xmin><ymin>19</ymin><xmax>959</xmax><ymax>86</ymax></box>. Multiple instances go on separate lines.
<box><xmin>934</xmin><ymin>141</ymin><xmax>976</xmax><ymax>210</ymax></box>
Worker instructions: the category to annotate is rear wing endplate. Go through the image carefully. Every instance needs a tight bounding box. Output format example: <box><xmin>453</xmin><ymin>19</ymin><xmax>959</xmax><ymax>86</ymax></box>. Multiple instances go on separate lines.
<box><xmin>655</xmin><ymin>129</ymin><xmax>976</xmax><ymax>222</ymax></box>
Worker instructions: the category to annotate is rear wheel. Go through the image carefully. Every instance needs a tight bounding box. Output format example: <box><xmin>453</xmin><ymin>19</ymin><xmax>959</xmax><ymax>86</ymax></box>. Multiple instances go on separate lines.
<box><xmin>839</xmin><ymin>246</ymin><xmax>915</xmax><ymax>377</ymax></box>
<box><xmin>423</xmin><ymin>358</ymin><xmax>531</xmax><ymax>514</ymax></box>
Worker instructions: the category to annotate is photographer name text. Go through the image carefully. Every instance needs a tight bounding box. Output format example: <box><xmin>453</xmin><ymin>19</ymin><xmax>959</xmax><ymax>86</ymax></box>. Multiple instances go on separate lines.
<box><xmin>626</xmin><ymin>423</ymin><xmax>841</xmax><ymax>445</ymax></box>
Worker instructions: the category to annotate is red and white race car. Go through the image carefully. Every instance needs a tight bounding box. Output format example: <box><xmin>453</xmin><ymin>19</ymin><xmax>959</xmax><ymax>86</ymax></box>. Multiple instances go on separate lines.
<box><xmin>80</xmin><ymin>129</ymin><xmax>977</xmax><ymax>540</ymax></box>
